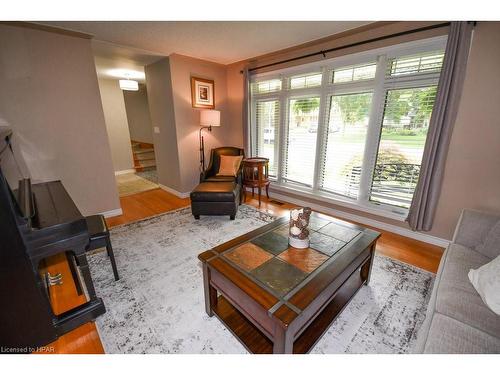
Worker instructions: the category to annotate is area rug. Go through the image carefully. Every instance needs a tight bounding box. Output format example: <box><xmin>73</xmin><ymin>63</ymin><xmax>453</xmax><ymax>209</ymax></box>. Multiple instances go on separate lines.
<box><xmin>136</xmin><ymin>169</ymin><xmax>158</xmax><ymax>184</ymax></box>
<box><xmin>88</xmin><ymin>205</ymin><xmax>434</xmax><ymax>354</ymax></box>
<box><xmin>115</xmin><ymin>172</ymin><xmax>159</xmax><ymax>197</ymax></box>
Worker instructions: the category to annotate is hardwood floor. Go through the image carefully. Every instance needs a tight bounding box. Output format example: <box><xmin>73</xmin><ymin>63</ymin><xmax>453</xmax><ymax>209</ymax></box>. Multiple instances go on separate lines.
<box><xmin>106</xmin><ymin>188</ymin><xmax>190</xmax><ymax>227</ymax></box>
<box><xmin>42</xmin><ymin>187</ymin><xmax>444</xmax><ymax>354</ymax></box>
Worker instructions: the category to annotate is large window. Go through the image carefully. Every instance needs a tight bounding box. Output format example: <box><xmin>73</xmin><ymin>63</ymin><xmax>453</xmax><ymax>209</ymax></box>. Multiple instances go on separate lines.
<box><xmin>320</xmin><ymin>92</ymin><xmax>373</xmax><ymax>198</ymax></box>
<box><xmin>283</xmin><ymin>97</ymin><xmax>320</xmax><ymax>186</ymax></box>
<box><xmin>249</xmin><ymin>38</ymin><xmax>446</xmax><ymax>216</ymax></box>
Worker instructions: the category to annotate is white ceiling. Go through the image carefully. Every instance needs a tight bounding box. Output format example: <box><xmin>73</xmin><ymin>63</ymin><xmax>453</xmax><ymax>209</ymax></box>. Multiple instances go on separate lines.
<box><xmin>39</xmin><ymin>21</ymin><xmax>370</xmax><ymax>65</ymax></box>
<box><xmin>91</xmin><ymin>41</ymin><xmax>162</xmax><ymax>82</ymax></box>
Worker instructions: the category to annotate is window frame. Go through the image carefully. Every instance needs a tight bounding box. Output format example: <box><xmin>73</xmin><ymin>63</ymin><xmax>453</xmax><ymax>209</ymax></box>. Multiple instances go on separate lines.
<box><xmin>248</xmin><ymin>36</ymin><xmax>447</xmax><ymax>220</ymax></box>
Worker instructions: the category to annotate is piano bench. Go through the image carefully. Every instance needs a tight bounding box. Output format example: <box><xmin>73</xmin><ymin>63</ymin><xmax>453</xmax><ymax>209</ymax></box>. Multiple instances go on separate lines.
<box><xmin>68</xmin><ymin>215</ymin><xmax>119</xmax><ymax>295</ymax></box>
<box><xmin>86</xmin><ymin>215</ymin><xmax>119</xmax><ymax>281</ymax></box>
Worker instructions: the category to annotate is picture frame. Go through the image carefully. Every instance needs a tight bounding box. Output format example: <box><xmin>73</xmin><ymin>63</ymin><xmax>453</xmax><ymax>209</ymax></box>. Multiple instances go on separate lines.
<box><xmin>191</xmin><ymin>77</ymin><xmax>215</xmax><ymax>109</ymax></box>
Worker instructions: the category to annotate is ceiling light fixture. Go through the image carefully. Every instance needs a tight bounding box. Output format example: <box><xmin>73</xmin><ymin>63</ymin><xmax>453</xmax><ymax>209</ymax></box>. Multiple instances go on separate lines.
<box><xmin>119</xmin><ymin>78</ymin><xmax>139</xmax><ymax>91</ymax></box>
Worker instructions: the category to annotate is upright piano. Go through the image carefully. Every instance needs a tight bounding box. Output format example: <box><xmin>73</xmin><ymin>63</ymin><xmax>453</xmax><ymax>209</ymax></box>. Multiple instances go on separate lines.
<box><xmin>0</xmin><ymin>130</ymin><xmax>105</xmax><ymax>350</ymax></box>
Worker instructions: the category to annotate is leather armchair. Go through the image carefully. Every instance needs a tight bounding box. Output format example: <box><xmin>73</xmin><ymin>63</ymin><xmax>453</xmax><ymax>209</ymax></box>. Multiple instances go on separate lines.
<box><xmin>200</xmin><ymin>147</ymin><xmax>245</xmax><ymax>186</ymax></box>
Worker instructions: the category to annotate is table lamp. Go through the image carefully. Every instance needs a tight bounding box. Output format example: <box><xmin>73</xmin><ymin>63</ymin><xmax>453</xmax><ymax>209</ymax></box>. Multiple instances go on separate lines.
<box><xmin>199</xmin><ymin>110</ymin><xmax>220</xmax><ymax>171</ymax></box>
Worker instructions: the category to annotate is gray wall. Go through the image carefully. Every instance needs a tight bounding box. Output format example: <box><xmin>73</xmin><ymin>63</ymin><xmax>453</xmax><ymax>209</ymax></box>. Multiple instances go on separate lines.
<box><xmin>123</xmin><ymin>84</ymin><xmax>154</xmax><ymax>144</ymax></box>
<box><xmin>98</xmin><ymin>78</ymin><xmax>135</xmax><ymax>172</ymax></box>
<box><xmin>0</xmin><ymin>24</ymin><xmax>120</xmax><ymax>215</ymax></box>
<box><xmin>144</xmin><ymin>57</ymin><xmax>182</xmax><ymax>192</ymax></box>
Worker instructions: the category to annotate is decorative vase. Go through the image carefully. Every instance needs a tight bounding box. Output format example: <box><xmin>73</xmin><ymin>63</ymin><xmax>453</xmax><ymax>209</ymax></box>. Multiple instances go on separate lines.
<box><xmin>288</xmin><ymin>207</ymin><xmax>312</xmax><ymax>249</ymax></box>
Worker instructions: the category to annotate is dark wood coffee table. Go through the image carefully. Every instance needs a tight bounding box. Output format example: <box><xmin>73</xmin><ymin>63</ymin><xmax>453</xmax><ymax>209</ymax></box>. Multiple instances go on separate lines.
<box><xmin>198</xmin><ymin>212</ymin><xmax>380</xmax><ymax>354</ymax></box>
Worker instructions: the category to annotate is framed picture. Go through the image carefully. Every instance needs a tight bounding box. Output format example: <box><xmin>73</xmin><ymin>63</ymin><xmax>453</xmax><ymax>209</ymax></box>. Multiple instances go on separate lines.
<box><xmin>191</xmin><ymin>77</ymin><xmax>215</xmax><ymax>109</ymax></box>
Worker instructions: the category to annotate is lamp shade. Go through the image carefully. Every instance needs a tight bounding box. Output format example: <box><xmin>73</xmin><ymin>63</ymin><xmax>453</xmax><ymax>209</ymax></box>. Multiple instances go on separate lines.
<box><xmin>119</xmin><ymin>79</ymin><xmax>139</xmax><ymax>91</ymax></box>
<box><xmin>200</xmin><ymin>110</ymin><xmax>221</xmax><ymax>127</ymax></box>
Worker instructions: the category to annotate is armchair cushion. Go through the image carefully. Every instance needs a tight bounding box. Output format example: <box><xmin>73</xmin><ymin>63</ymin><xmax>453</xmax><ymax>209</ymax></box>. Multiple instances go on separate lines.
<box><xmin>204</xmin><ymin>175</ymin><xmax>236</xmax><ymax>182</ymax></box>
<box><xmin>217</xmin><ymin>155</ymin><xmax>243</xmax><ymax>177</ymax></box>
<box><xmin>200</xmin><ymin>146</ymin><xmax>245</xmax><ymax>183</ymax></box>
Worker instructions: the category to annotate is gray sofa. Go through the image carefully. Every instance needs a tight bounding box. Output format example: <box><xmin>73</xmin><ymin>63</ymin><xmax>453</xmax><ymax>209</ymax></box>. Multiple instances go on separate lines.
<box><xmin>415</xmin><ymin>209</ymin><xmax>500</xmax><ymax>353</ymax></box>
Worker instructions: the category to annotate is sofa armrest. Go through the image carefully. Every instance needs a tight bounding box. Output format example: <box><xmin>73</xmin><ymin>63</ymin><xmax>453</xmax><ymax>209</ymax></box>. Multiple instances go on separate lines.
<box><xmin>452</xmin><ymin>209</ymin><xmax>500</xmax><ymax>248</ymax></box>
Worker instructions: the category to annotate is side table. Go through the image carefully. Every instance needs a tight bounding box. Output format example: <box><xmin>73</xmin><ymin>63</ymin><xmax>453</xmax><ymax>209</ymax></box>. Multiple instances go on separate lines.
<box><xmin>242</xmin><ymin>157</ymin><xmax>270</xmax><ymax>206</ymax></box>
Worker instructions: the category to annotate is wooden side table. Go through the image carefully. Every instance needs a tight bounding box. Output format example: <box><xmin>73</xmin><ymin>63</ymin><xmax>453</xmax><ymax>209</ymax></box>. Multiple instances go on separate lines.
<box><xmin>242</xmin><ymin>157</ymin><xmax>270</xmax><ymax>206</ymax></box>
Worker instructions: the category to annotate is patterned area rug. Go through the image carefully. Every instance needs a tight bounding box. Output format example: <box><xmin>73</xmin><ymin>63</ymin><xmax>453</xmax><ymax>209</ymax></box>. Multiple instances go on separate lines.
<box><xmin>115</xmin><ymin>172</ymin><xmax>159</xmax><ymax>197</ymax></box>
<box><xmin>88</xmin><ymin>205</ymin><xmax>433</xmax><ymax>354</ymax></box>
<box><xmin>136</xmin><ymin>169</ymin><xmax>158</xmax><ymax>184</ymax></box>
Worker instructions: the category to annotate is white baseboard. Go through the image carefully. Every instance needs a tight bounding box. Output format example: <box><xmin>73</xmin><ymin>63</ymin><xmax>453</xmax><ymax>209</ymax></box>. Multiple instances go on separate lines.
<box><xmin>159</xmin><ymin>184</ymin><xmax>190</xmax><ymax>199</ymax></box>
<box><xmin>114</xmin><ymin>169</ymin><xmax>135</xmax><ymax>176</ymax></box>
<box><xmin>101</xmin><ymin>208</ymin><xmax>123</xmax><ymax>218</ymax></box>
<box><xmin>268</xmin><ymin>191</ymin><xmax>450</xmax><ymax>248</ymax></box>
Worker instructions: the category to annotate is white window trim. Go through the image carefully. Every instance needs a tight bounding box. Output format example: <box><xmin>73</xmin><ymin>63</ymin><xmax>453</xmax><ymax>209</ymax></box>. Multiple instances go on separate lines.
<box><xmin>249</xmin><ymin>36</ymin><xmax>447</xmax><ymax>221</ymax></box>
<box><xmin>270</xmin><ymin>183</ymin><xmax>407</xmax><ymax>221</ymax></box>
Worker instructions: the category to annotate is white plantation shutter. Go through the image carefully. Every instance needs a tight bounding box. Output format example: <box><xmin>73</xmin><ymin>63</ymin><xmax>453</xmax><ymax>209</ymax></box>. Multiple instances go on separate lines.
<box><xmin>386</xmin><ymin>51</ymin><xmax>444</xmax><ymax>77</ymax></box>
<box><xmin>251</xmin><ymin>79</ymin><xmax>282</xmax><ymax>94</ymax></box>
<box><xmin>332</xmin><ymin>62</ymin><xmax>377</xmax><ymax>84</ymax></box>
<box><xmin>283</xmin><ymin>97</ymin><xmax>320</xmax><ymax>186</ymax></box>
<box><xmin>254</xmin><ymin>99</ymin><xmax>280</xmax><ymax>177</ymax></box>
<box><xmin>289</xmin><ymin>73</ymin><xmax>322</xmax><ymax>89</ymax></box>
<box><xmin>248</xmin><ymin>38</ymin><xmax>447</xmax><ymax>213</ymax></box>
<box><xmin>319</xmin><ymin>92</ymin><xmax>373</xmax><ymax>198</ymax></box>
<box><xmin>369</xmin><ymin>86</ymin><xmax>438</xmax><ymax>208</ymax></box>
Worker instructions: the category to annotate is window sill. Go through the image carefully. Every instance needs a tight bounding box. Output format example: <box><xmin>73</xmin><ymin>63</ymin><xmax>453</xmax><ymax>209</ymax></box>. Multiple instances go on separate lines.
<box><xmin>268</xmin><ymin>183</ymin><xmax>408</xmax><ymax>222</ymax></box>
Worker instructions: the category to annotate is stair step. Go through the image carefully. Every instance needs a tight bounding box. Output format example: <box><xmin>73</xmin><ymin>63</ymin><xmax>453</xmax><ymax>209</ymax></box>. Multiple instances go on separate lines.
<box><xmin>137</xmin><ymin>160</ymin><xmax>156</xmax><ymax>168</ymax></box>
<box><xmin>134</xmin><ymin>153</ymin><xmax>155</xmax><ymax>161</ymax></box>
<box><xmin>134</xmin><ymin>149</ymin><xmax>155</xmax><ymax>155</ymax></box>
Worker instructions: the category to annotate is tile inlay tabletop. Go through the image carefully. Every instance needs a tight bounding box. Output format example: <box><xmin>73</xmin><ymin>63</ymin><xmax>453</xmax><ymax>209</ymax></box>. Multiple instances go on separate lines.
<box><xmin>199</xmin><ymin>211</ymin><xmax>380</xmax><ymax>354</ymax></box>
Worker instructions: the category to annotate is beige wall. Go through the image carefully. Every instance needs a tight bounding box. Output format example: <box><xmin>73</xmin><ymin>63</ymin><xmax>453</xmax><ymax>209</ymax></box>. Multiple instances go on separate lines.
<box><xmin>168</xmin><ymin>54</ymin><xmax>243</xmax><ymax>193</ymax></box>
<box><xmin>145</xmin><ymin>54</ymin><xmax>244</xmax><ymax>194</ymax></box>
<box><xmin>144</xmin><ymin>57</ymin><xmax>183</xmax><ymax>192</ymax></box>
<box><xmin>431</xmin><ymin>22</ymin><xmax>500</xmax><ymax>239</ymax></box>
<box><xmin>98</xmin><ymin>78</ymin><xmax>135</xmax><ymax>172</ymax></box>
<box><xmin>123</xmin><ymin>84</ymin><xmax>154</xmax><ymax>144</ymax></box>
<box><xmin>226</xmin><ymin>22</ymin><xmax>500</xmax><ymax>241</ymax></box>
<box><xmin>0</xmin><ymin>24</ymin><xmax>120</xmax><ymax>215</ymax></box>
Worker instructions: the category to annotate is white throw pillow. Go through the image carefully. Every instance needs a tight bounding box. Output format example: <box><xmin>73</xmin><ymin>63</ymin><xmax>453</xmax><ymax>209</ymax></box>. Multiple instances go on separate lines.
<box><xmin>468</xmin><ymin>255</ymin><xmax>500</xmax><ymax>315</ymax></box>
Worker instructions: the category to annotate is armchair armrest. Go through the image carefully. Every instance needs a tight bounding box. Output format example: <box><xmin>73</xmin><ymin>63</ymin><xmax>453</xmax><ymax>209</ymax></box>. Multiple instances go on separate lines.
<box><xmin>452</xmin><ymin>209</ymin><xmax>500</xmax><ymax>248</ymax></box>
<box><xmin>200</xmin><ymin>165</ymin><xmax>216</xmax><ymax>182</ymax></box>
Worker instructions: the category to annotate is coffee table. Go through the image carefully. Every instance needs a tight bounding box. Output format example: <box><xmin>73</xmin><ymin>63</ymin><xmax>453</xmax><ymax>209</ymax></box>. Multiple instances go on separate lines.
<box><xmin>198</xmin><ymin>212</ymin><xmax>380</xmax><ymax>354</ymax></box>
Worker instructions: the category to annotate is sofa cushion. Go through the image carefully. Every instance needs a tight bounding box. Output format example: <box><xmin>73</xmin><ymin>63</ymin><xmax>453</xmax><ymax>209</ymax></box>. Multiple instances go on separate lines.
<box><xmin>424</xmin><ymin>313</ymin><xmax>500</xmax><ymax>353</ymax></box>
<box><xmin>190</xmin><ymin>182</ymin><xmax>238</xmax><ymax>202</ymax></box>
<box><xmin>439</xmin><ymin>243</ymin><xmax>490</xmax><ymax>294</ymax></box>
<box><xmin>435</xmin><ymin>243</ymin><xmax>500</xmax><ymax>338</ymax></box>
<box><xmin>469</xmin><ymin>255</ymin><xmax>500</xmax><ymax>315</ymax></box>
<box><xmin>436</xmin><ymin>288</ymin><xmax>500</xmax><ymax>338</ymax></box>
<box><xmin>453</xmin><ymin>209</ymin><xmax>500</xmax><ymax>249</ymax></box>
<box><xmin>475</xmin><ymin>220</ymin><xmax>500</xmax><ymax>259</ymax></box>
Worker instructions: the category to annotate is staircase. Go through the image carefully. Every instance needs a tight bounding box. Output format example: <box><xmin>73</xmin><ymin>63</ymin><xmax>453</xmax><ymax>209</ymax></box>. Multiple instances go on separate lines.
<box><xmin>131</xmin><ymin>141</ymin><xmax>156</xmax><ymax>172</ymax></box>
